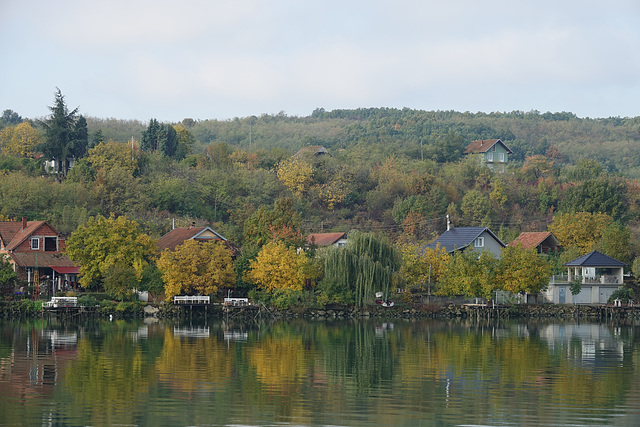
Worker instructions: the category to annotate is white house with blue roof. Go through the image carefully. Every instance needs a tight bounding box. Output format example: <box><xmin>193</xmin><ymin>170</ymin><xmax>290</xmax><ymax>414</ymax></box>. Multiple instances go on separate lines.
<box><xmin>544</xmin><ymin>250</ymin><xmax>626</xmax><ymax>304</ymax></box>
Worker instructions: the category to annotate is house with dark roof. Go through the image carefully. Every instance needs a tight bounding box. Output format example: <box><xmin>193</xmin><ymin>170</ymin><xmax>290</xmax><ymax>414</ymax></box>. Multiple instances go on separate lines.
<box><xmin>157</xmin><ymin>224</ymin><xmax>229</xmax><ymax>252</ymax></box>
<box><xmin>306</xmin><ymin>232</ymin><xmax>347</xmax><ymax>248</ymax></box>
<box><xmin>544</xmin><ymin>250</ymin><xmax>626</xmax><ymax>304</ymax></box>
<box><xmin>423</xmin><ymin>226</ymin><xmax>506</xmax><ymax>258</ymax></box>
<box><xmin>463</xmin><ymin>139</ymin><xmax>513</xmax><ymax>172</ymax></box>
<box><xmin>509</xmin><ymin>232</ymin><xmax>561</xmax><ymax>254</ymax></box>
<box><xmin>0</xmin><ymin>217</ymin><xmax>78</xmax><ymax>295</ymax></box>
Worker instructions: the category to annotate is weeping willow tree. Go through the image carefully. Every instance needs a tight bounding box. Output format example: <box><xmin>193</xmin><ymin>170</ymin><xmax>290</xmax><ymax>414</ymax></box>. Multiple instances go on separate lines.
<box><xmin>321</xmin><ymin>231</ymin><xmax>400</xmax><ymax>306</ymax></box>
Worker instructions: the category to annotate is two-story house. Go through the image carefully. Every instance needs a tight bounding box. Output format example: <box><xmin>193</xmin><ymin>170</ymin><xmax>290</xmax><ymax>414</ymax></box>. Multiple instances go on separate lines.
<box><xmin>0</xmin><ymin>217</ymin><xmax>78</xmax><ymax>295</ymax></box>
<box><xmin>463</xmin><ymin>139</ymin><xmax>513</xmax><ymax>172</ymax></box>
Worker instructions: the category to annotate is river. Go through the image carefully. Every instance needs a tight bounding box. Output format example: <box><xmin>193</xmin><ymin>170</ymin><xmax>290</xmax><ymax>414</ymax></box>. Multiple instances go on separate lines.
<box><xmin>1</xmin><ymin>317</ymin><xmax>639</xmax><ymax>426</ymax></box>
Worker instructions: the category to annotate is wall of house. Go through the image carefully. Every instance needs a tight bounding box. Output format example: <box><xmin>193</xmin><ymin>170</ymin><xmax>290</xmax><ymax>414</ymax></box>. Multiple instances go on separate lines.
<box><xmin>475</xmin><ymin>230</ymin><xmax>504</xmax><ymax>258</ymax></box>
<box><xmin>14</xmin><ymin>224</ymin><xmax>64</xmax><ymax>253</ymax></box>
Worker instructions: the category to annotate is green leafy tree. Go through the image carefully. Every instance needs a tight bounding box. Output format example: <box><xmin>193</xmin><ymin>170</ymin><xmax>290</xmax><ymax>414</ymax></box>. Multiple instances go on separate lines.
<box><xmin>103</xmin><ymin>264</ymin><xmax>138</xmax><ymax>300</ymax></box>
<box><xmin>243</xmin><ymin>197</ymin><xmax>301</xmax><ymax>248</ymax></box>
<box><xmin>438</xmin><ymin>250</ymin><xmax>498</xmax><ymax>300</ymax></box>
<box><xmin>320</xmin><ymin>231</ymin><xmax>400</xmax><ymax>306</ymax></box>
<box><xmin>65</xmin><ymin>214</ymin><xmax>157</xmax><ymax>290</ymax></box>
<box><xmin>495</xmin><ymin>244</ymin><xmax>551</xmax><ymax>295</ymax></box>
<box><xmin>0</xmin><ymin>255</ymin><xmax>20</xmax><ymax>297</ymax></box>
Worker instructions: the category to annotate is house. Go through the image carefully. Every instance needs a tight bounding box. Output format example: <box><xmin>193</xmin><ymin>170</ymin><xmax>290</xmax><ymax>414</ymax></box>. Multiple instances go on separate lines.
<box><xmin>157</xmin><ymin>223</ymin><xmax>230</xmax><ymax>252</ymax></box>
<box><xmin>544</xmin><ymin>250</ymin><xmax>625</xmax><ymax>304</ymax></box>
<box><xmin>508</xmin><ymin>232</ymin><xmax>561</xmax><ymax>254</ymax></box>
<box><xmin>463</xmin><ymin>139</ymin><xmax>513</xmax><ymax>172</ymax></box>
<box><xmin>423</xmin><ymin>225</ymin><xmax>506</xmax><ymax>259</ymax></box>
<box><xmin>0</xmin><ymin>217</ymin><xmax>78</xmax><ymax>295</ymax></box>
<box><xmin>306</xmin><ymin>232</ymin><xmax>347</xmax><ymax>248</ymax></box>
<box><xmin>293</xmin><ymin>145</ymin><xmax>330</xmax><ymax>158</ymax></box>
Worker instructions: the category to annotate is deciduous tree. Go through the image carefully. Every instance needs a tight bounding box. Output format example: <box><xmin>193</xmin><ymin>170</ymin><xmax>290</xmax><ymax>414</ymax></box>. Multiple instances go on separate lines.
<box><xmin>438</xmin><ymin>250</ymin><xmax>498</xmax><ymax>300</ymax></box>
<box><xmin>495</xmin><ymin>244</ymin><xmax>551</xmax><ymax>295</ymax></box>
<box><xmin>158</xmin><ymin>239</ymin><xmax>234</xmax><ymax>301</ymax></box>
<box><xmin>276</xmin><ymin>156</ymin><xmax>314</xmax><ymax>197</ymax></box>
<box><xmin>65</xmin><ymin>214</ymin><xmax>157</xmax><ymax>289</ymax></box>
<box><xmin>247</xmin><ymin>241</ymin><xmax>311</xmax><ymax>292</ymax></box>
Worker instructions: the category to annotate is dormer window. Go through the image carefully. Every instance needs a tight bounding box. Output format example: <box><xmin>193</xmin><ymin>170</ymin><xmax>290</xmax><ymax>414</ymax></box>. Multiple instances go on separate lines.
<box><xmin>474</xmin><ymin>237</ymin><xmax>484</xmax><ymax>248</ymax></box>
<box><xmin>31</xmin><ymin>238</ymin><xmax>39</xmax><ymax>250</ymax></box>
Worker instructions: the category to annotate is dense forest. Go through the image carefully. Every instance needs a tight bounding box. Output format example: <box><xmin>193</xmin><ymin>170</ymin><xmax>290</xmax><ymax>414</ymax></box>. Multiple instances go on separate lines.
<box><xmin>1</xmin><ymin>91</ymin><xmax>640</xmax><ymax>302</ymax></box>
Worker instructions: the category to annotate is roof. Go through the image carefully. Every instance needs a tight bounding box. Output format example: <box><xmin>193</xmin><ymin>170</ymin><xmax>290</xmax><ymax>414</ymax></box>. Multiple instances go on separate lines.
<box><xmin>51</xmin><ymin>266</ymin><xmax>80</xmax><ymax>274</ymax></box>
<box><xmin>508</xmin><ymin>232</ymin><xmax>559</xmax><ymax>249</ymax></box>
<box><xmin>0</xmin><ymin>220</ymin><xmax>52</xmax><ymax>251</ymax></box>
<box><xmin>9</xmin><ymin>251</ymin><xmax>77</xmax><ymax>268</ymax></box>
<box><xmin>564</xmin><ymin>250</ymin><xmax>626</xmax><ymax>267</ymax></box>
<box><xmin>307</xmin><ymin>232</ymin><xmax>347</xmax><ymax>246</ymax></box>
<box><xmin>293</xmin><ymin>145</ymin><xmax>330</xmax><ymax>158</ymax></box>
<box><xmin>463</xmin><ymin>139</ymin><xmax>513</xmax><ymax>154</ymax></box>
<box><xmin>424</xmin><ymin>227</ymin><xmax>505</xmax><ymax>253</ymax></box>
<box><xmin>157</xmin><ymin>226</ymin><xmax>227</xmax><ymax>251</ymax></box>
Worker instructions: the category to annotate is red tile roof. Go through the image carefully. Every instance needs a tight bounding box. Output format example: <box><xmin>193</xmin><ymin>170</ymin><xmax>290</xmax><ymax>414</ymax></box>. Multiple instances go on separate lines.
<box><xmin>509</xmin><ymin>232</ymin><xmax>554</xmax><ymax>249</ymax></box>
<box><xmin>157</xmin><ymin>227</ymin><xmax>227</xmax><ymax>251</ymax></box>
<box><xmin>10</xmin><ymin>251</ymin><xmax>77</xmax><ymax>268</ymax></box>
<box><xmin>464</xmin><ymin>139</ymin><xmax>513</xmax><ymax>154</ymax></box>
<box><xmin>306</xmin><ymin>232</ymin><xmax>347</xmax><ymax>246</ymax></box>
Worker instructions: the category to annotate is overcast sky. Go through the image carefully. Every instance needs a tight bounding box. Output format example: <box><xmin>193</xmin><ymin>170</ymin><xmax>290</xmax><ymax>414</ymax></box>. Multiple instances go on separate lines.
<box><xmin>2</xmin><ymin>0</ymin><xmax>639</xmax><ymax>122</ymax></box>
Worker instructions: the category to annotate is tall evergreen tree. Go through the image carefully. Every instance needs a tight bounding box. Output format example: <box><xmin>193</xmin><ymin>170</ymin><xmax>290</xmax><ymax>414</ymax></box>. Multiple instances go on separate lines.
<box><xmin>158</xmin><ymin>123</ymin><xmax>178</xmax><ymax>157</ymax></box>
<box><xmin>141</xmin><ymin>118</ymin><xmax>161</xmax><ymax>151</ymax></box>
<box><xmin>39</xmin><ymin>88</ymin><xmax>79</xmax><ymax>176</ymax></box>
<box><xmin>71</xmin><ymin>115</ymin><xmax>89</xmax><ymax>159</ymax></box>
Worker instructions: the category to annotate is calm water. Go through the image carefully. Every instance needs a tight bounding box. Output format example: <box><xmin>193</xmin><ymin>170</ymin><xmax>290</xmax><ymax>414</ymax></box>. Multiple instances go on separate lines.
<box><xmin>1</xmin><ymin>316</ymin><xmax>640</xmax><ymax>426</ymax></box>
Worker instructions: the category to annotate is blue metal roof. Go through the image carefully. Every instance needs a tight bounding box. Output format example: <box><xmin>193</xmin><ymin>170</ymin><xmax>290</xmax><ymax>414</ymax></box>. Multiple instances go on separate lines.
<box><xmin>563</xmin><ymin>250</ymin><xmax>626</xmax><ymax>267</ymax></box>
<box><xmin>423</xmin><ymin>227</ymin><xmax>505</xmax><ymax>253</ymax></box>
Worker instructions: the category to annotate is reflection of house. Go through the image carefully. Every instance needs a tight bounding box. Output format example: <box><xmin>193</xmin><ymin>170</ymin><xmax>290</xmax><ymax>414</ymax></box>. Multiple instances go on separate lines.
<box><xmin>463</xmin><ymin>139</ymin><xmax>513</xmax><ymax>172</ymax></box>
<box><xmin>508</xmin><ymin>232</ymin><xmax>561</xmax><ymax>254</ymax></box>
<box><xmin>306</xmin><ymin>232</ymin><xmax>347</xmax><ymax>248</ymax></box>
<box><xmin>157</xmin><ymin>223</ymin><xmax>229</xmax><ymax>252</ymax></box>
<box><xmin>0</xmin><ymin>217</ymin><xmax>78</xmax><ymax>294</ymax></box>
<box><xmin>544</xmin><ymin>250</ymin><xmax>625</xmax><ymax>304</ymax></box>
<box><xmin>423</xmin><ymin>226</ymin><xmax>505</xmax><ymax>258</ymax></box>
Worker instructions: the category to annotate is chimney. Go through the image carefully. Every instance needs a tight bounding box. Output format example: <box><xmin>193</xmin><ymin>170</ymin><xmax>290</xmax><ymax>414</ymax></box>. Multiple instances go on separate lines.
<box><xmin>22</xmin><ymin>217</ymin><xmax>27</xmax><ymax>230</ymax></box>
<box><xmin>189</xmin><ymin>221</ymin><xmax>196</xmax><ymax>229</ymax></box>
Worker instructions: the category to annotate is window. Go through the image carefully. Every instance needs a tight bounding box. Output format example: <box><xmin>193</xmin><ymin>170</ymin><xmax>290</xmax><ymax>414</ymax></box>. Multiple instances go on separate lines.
<box><xmin>474</xmin><ymin>237</ymin><xmax>484</xmax><ymax>248</ymax></box>
<box><xmin>499</xmin><ymin>153</ymin><xmax>505</xmax><ymax>162</ymax></box>
<box><xmin>486</xmin><ymin>153</ymin><xmax>493</xmax><ymax>162</ymax></box>
<box><xmin>492</xmin><ymin>145</ymin><xmax>496</xmax><ymax>151</ymax></box>
<box><xmin>44</xmin><ymin>237</ymin><xmax>57</xmax><ymax>252</ymax></box>
<box><xmin>31</xmin><ymin>238</ymin><xmax>39</xmax><ymax>250</ymax></box>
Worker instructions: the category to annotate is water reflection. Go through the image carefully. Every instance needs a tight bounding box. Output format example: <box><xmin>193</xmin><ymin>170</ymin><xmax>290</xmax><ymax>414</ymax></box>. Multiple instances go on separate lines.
<box><xmin>1</xmin><ymin>317</ymin><xmax>639</xmax><ymax>426</ymax></box>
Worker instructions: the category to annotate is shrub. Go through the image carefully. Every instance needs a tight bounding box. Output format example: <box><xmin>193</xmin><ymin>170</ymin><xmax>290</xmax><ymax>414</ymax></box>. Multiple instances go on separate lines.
<box><xmin>608</xmin><ymin>287</ymin><xmax>635</xmax><ymax>304</ymax></box>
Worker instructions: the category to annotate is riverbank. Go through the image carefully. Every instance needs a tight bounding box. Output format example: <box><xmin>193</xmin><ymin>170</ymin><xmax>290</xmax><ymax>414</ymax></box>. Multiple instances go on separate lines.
<box><xmin>2</xmin><ymin>300</ymin><xmax>639</xmax><ymax>321</ymax></box>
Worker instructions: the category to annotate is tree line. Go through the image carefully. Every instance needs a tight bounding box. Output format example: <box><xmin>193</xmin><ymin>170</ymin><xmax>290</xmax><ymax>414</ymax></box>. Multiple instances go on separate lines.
<box><xmin>2</xmin><ymin>90</ymin><xmax>640</xmax><ymax>305</ymax></box>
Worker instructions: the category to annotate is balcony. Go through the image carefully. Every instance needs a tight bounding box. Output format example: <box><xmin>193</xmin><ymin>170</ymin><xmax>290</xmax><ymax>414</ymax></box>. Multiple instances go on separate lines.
<box><xmin>549</xmin><ymin>275</ymin><xmax>620</xmax><ymax>285</ymax></box>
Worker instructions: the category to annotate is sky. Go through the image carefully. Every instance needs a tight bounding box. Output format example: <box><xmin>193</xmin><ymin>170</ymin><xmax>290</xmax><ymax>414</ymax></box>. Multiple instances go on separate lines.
<box><xmin>1</xmin><ymin>0</ymin><xmax>640</xmax><ymax>122</ymax></box>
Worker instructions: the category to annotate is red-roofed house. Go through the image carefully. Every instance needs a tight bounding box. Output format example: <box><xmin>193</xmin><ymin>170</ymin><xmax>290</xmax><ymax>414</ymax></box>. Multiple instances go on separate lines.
<box><xmin>464</xmin><ymin>139</ymin><xmax>513</xmax><ymax>172</ymax></box>
<box><xmin>306</xmin><ymin>232</ymin><xmax>347</xmax><ymax>248</ymax></box>
<box><xmin>509</xmin><ymin>232</ymin><xmax>561</xmax><ymax>254</ymax></box>
<box><xmin>157</xmin><ymin>224</ymin><xmax>231</xmax><ymax>252</ymax></box>
<box><xmin>0</xmin><ymin>217</ymin><xmax>78</xmax><ymax>295</ymax></box>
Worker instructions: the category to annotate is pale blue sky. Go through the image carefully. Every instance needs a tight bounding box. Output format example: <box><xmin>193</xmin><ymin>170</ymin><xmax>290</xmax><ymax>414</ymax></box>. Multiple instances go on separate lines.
<box><xmin>1</xmin><ymin>0</ymin><xmax>639</xmax><ymax>121</ymax></box>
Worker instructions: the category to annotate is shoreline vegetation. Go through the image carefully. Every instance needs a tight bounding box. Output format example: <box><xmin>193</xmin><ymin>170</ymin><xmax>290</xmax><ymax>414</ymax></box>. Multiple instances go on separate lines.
<box><xmin>2</xmin><ymin>300</ymin><xmax>639</xmax><ymax>322</ymax></box>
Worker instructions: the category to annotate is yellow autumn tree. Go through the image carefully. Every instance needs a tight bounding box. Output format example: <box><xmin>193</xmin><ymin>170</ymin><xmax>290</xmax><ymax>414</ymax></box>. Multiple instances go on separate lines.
<box><xmin>548</xmin><ymin>211</ymin><xmax>613</xmax><ymax>253</ymax></box>
<box><xmin>0</xmin><ymin>122</ymin><xmax>41</xmax><ymax>157</ymax></box>
<box><xmin>65</xmin><ymin>214</ymin><xmax>157</xmax><ymax>289</ymax></box>
<box><xmin>87</xmin><ymin>140</ymin><xmax>138</xmax><ymax>173</ymax></box>
<box><xmin>276</xmin><ymin>157</ymin><xmax>314</xmax><ymax>197</ymax></box>
<box><xmin>495</xmin><ymin>244</ymin><xmax>551</xmax><ymax>294</ymax></box>
<box><xmin>400</xmin><ymin>243</ymin><xmax>450</xmax><ymax>290</ymax></box>
<box><xmin>247</xmin><ymin>241</ymin><xmax>310</xmax><ymax>292</ymax></box>
<box><xmin>157</xmin><ymin>239</ymin><xmax>234</xmax><ymax>301</ymax></box>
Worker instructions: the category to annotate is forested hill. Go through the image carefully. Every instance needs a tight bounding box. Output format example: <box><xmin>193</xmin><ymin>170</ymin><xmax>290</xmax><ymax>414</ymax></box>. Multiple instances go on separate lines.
<box><xmin>88</xmin><ymin>108</ymin><xmax>640</xmax><ymax>178</ymax></box>
<box><xmin>1</xmin><ymin>105</ymin><xmax>640</xmax><ymax>262</ymax></box>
